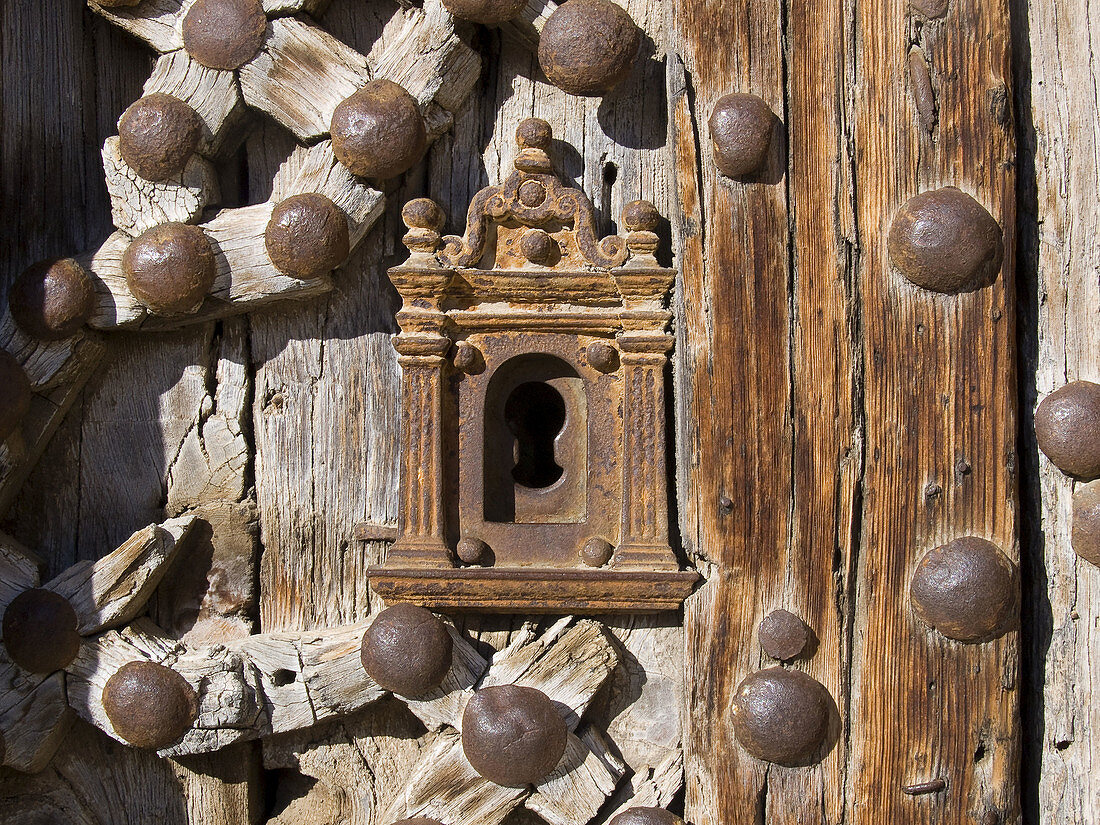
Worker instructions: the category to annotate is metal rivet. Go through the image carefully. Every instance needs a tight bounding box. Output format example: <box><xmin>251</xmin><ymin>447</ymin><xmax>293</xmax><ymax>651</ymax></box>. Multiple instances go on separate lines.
<box><xmin>453</xmin><ymin>342</ymin><xmax>483</xmax><ymax>375</ymax></box>
<box><xmin>9</xmin><ymin>258</ymin><xmax>95</xmax><ymax>341</ymax></box>
<box><xmin>403</xmin><ymin>198</ymin><xmax>446</xmax><ymax>232</ymax></box>
<box><xmin>456</xmin><ymin>536</ymin><xmax>490</xmax><ymax>565</ymax></box>
<box><xmin>538</xmin><ymin>0</ymin><xmax>641</xmax><ymax>97</ymax></box>
<box><xmin>102</xmin><ymin>661</ymin><xmax>199</xmax><ymax>749</ymax></box>
<box><xmin>122</xmin><ymin>222</ymin><xmax>217</xmax><ymax>316</ymax></box>
<box><xmin>622</xmin><ymin>199</ymin><xmax>660</xmax><ymax>233</ymax></box>
<box><xmin>910</xmin><ymin>537</ymin><xmax>1018</xmax><ymax>643</ymax></box>
<box><xmin>2</xmin><ymin>588</ymin><xmax>80</xmax><ymax>674</ymax></box>
<box><xmin>461</xmin><ymin>684</ymin><xmax>568</xmax><ymax>787</ymax></box>
<box><xmin>1072</xmin><ymin>481</ymin><xmax>1100</xmax><ymax>567</ymax></box>
<box><xmin>1035</xmin><ymin>381</ymin><xmax>1100</xmax><ymax>480</ymax></box>
<box><xmin>608</xmin><ymin>808</ymin><xmax>684</xmax><ymax>825</ymax></box>
<box><xmin>516</xmin><ymin>118</ymin><xmax>552</xmax><ymax>151</ymax></box>
<box><xmin>265</xmin><ymin>193</ymin><xmax>350</xmax><ymax>280</ymax></box>
<box><xmin>118</xmin><ymin>93</ymin><xmax>203</xmax><ymax>182</ymax></box>
<box><xmin>520</xmin><ymin>228</ymin><xmax>558</xmax><ymax>265</ymax></box>
<box><xmin>730</xmin><ymin>667</ymin><xmax>832</xmax><ymax>766</ymax></box>
<box><xmin>331</xmin><ymin>80</ymin><xmax>427</xmax><ymax>179</ymax></box>
<box><xmin>518</xmin><ymin>179</ymin><xmax>547</xmax><ymax>208</ymax></box>
<box><xmin>887</xmin><ymin>187</ymin><xmax>1004</xmax><ymax>293</ymax></box>
<box><xmin>902</xmin><ymin>778</ymin><xmax>947</xmax><ymax>795</ymax></box>
<box><xmin>360</xmin><ymin>604</ymin><xmax>453</xmax><ymax>697</ymax></box>
<box><xmin>758</xmin><ymin>610</ymin><xmax>810</xmax><ymax>661</ymax></box>
<box><xmin>586</xmin><ymin>341</ymin><xmax>618</xmax><ymax>373</ymax></box>
<box><xmin>579</xmin><ymin>537</ymin><xmax>614</xmax><ymax>568</ymax></box>
<box><xmin>442</xmin><ymin>0</ymin><xmax>526</xmax><ymax>24</ymax></box>
<box><xmin>182</xmin><ymin>0</ymin><xmax>267</xmax><ymax>70</ymax></box>
<box><xmin>709</xmin><ymin>93</ymin><xmax>777</xmax><ymax>178</ymax></box>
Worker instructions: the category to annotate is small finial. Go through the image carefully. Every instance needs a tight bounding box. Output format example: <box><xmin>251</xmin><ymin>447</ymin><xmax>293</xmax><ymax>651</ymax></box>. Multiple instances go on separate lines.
<box><xmin>622</xmin><ymin>200</ymin><xmax>661</xmax><ymax>265</ymax></box>
<box><xmin>516</xmin><ymin>118</ymin><xmax>552</xmax><ymax>150</ymax></box>
<box><xmin>514</xmin><ymin>119</ymin><xmax>553</xmax><ymax>174</ymax></box>
<box><xmin>401</xmin><ymin>198</ymin><xmax>445</xmax><ymax>256</ymax></box>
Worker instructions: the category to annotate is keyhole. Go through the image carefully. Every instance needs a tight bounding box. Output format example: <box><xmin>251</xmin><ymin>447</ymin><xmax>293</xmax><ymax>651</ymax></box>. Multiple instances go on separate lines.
<box><xmin>505</xmin><ymin>382</ymin><xmax>566</xmax><ymax>489</ymax></box>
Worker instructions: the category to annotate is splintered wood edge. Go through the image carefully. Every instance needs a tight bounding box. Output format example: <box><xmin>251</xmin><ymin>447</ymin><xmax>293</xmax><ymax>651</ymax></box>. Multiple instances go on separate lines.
<box><xmin>102</xmin><ymin>137</ymin><xmax>220</xmax><ymax>236</ymax></box>
<box><xmin>45</xmin><ymin>515</ymin><xmax>198</xmax><ymax>636</ymax></box>
<box><xmin>87</xmin><ymin>0</ymin><xmax>185</xmax><ymax>53</ymax></box>
<box><xmin>0</xmin><ymin>666</ymin><xmax>72</xmax><ymax>773</ymax></box>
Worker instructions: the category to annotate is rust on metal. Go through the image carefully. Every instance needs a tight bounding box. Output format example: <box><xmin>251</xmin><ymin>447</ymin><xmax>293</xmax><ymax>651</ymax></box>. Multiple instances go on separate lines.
<box><xmin>519</xmin><ymin>228</ymin><xmax>559</xmax><ymax>266</ymax></box>
<box><xmin>585</xmin><ymin>341</ymin><xmax>619</xmax><ymax>373</ymax></box>
<box><xmin>182</xmin><ymin>0</ymin><xmax>268</xmax><ymax>70</ymax></box>
<box><xmin>887</xmin><ymin>186</ymin><xmax>1004</xmax><ymax>293</ymax></box>
<box><xmin>730</xmin><ymin>667</ymin><xmax>833</xmax><ymax>766</ymax></box>
<box><xmin>579</xmin><ymin>536</ymin><xmax>613</xmax><ymax>567</ymax></box>
<box><xmin>537</xmin><ymin>0</ymin><xmax>641</xmax><ymax>96</ymax></box>
<box><xmin>0</xmin><ymin>350</ymin><xmax>32</xmax><ymax>443</ymax></box>
<box><xmin>461</xmin><ymin>684</ymin><xmax>568</xmax><ymax>787</ymax></box>
<box><xmin>456</xmin><ymin>536</ymin><xmax>490</xmax><ymax>565</ymax></box>
<box><xmin>360</xmin><ymin>604</ymin><xmax>453</xmax><ymax>697</ymax></box>
<box><xmin>9</xmin><ymin>257</ymin><xmax>95</xmax><ymax>341</ymax></box>
<box><xmin>442</xmin><ymin>0</ymin><xmax>526</xmax><ymax>24</ymax></box>
<box><xmin>709</xmin><ymin>93</ymin><xmax>777</xmax><ymax>179</ymax></box>
<box><xmin>1072</xmin><ymin>481</ymin><xmax>1100</xmax><ymax>567</ymax></box>
<box><xmin>903</xmin><ymin>778</ymin><xmax>947</xmax><ymax>795</ymax></box>
<box><xmin>608</xmin><ymin>808</ymin><xmax>684</xmax><ymax>825</ymax></box>
<box><xmin>910</xmin><ymin>537</ymin><xmax>1018</xmax><ymax>643</ymax></box>
<box><xmin>758</xmin><ymin>609</ymin><xmax>810</xmax><ymax>661</ymax></box>
<box><xmin>331</xmin><ymin>80</ymin><xmax>427</xmax><ymax>179</ymax></box>
<box><xmin>265</xmin><ymin>193</ymin><xmax>350</xmax><ymax>280</ymax></box>
<box><xmin>2</xmin><ymin>588</ymin><xmax>81</xmax><ymax>674</ymax></box>
<box><xmin>102</xmin><ymin>660</ymin><xmax>199</xmax><ymax>749</ymax></box>
<box><xmin>118</xmin><ymin>93</ymin><xmax>203</xmax><ymax>182</ymax></box>
<box><xmin>453</xmin><ymin>341</ymin><xmax>484</xmax><ymax>374</ymax></box>
<box><xmin>1035</xmin><ymin>380</ymin><xmax>1100</xmax><ymax>480</ymax></box>
<box><xmin>353</xmin><ymin>522</ymin><xmax>399</xmax><ymax>541</ymax></box>
<box><xmin>122</xmin><ymin>222</ymin><xmax>217</xmax><ymax>315</ymax></box>
<box><xmin>367</xmin><ymin>118</ymin><xmax>697</xmax><ymax>613</ymax></box>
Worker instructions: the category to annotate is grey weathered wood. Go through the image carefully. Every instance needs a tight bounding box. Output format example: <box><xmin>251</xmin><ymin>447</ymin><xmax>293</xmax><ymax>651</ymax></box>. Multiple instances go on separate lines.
<box><xmin>1020</xmin><ymin>0</ymin><xmax>1100</xmax><ymax>817</ymax></box>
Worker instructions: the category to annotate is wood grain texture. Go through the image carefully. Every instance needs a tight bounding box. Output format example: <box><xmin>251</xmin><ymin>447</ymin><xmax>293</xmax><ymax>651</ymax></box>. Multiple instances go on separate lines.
<box><xmin>1018</xmin><ymin>0</ymin><xmax>1100</xmax><ymax>816</ymax></box>
<box><xmin>671</xmin><ymin>0</ymin><xmax>1018</xmax><ymax>822</ymax></box>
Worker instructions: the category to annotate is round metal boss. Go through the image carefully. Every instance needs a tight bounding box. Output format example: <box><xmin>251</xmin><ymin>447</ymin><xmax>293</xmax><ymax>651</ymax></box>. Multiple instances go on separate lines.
<box><xmin>331</xmin><ymin>80</ymin><xmax>427</xmax><ymax>179</ymax></box>
<box><xmin>360</xmin><ymin>604</ymin><xmax>453</xmax><ymax>697</ymax></box>
<box><xmin>2</xmin><ymin>588</ymin><xmax>81</xmax><ymax>674</ymax></box>
<box><xmin>9</xmin><ymin>257</ymin><xmax>95</xmax><ymax>341</ymax></box>
<box><xmin>103</xmin><ymin>660</ymin><xmax>199</xmax><ymax>749</ymax></box>
<box><xmin>265</xmin><ymin>193</ymin><xmax>350</xmax><ymax>280</ymax></box>
<box><xmin>1034</xmin><ymin>380</ymin><xmax>1100</xmax><ymax>480</ymax></box>
<box><xmin>730</xmin><ymin>667</ymin><xmax>832</xmax><ymax>766</ymax></box>
<box><xmin>461</xmin><ymin>684</ymin><xmax>568</xmax><ymax>786</ymax></box>
<box><xmin>538</xmin><ymin>0</ymin><xmax>641</xmax><ymax>96</ymax></box>
<box><xmin>122</xmin><ymin>222</ymin><xmax>218</xmax><ymax>316</ymax></box>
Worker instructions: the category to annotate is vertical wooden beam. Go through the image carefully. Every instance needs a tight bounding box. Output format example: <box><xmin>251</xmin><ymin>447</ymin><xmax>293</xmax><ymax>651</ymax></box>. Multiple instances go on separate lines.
<box><xmin>669</xmin><ymin>1</ymin><xmax>798</xmax><ymax>822</ymax></box>
<box><xmin>846</xmin><ymin>0</ymin><xmax>1018</xmax><ymax>820</ymax></box>
<box><xmin>1019</xmin><ymin>0</ymin><xmax>1100</xmax><ymax>814</ymax></box>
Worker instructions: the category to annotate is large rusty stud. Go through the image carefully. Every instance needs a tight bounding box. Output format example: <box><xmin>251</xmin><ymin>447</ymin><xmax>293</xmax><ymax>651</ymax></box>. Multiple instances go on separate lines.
<box><xmin>538</xmin><ymin>0</ymin><xmax>641</xmax><ymax>96</ymax></box>
<box><xmin>730</xmin><ymin>667</ymin><xmax>832</xmax><ymax>766</ymax></box>
<box><xmin>456</xmin><ymin>536</ymin><xmax>490</xmax><ymax>565</ymax></box>
<box><xmin>2</xmin><ymin>588</ymin><xmax>81</xmax><ymax>674</ymax></box>
<box><xmin>887</xmin><ymin>187</ymin><xmax>1004</xmax><ymax>293</ymax></box>
<box><xmin>461</xmin><ymin>684</ymin><xmax>568</xmax><ymax>786</ymax></box>
<box><xmin>608</xmin><ymin>808</ymin><xmax>684</xmax><ymax>825</ymax></box>
<box><xmin>265</xmin><ymin>193</ymin><xmax>350</xmax><ymax>280</ymax></box>
<box><xmin>579</xmin><ymin>536</ymin><xmax>614</xmax><ymax>568</ymax></box>
<box><xmin>1034</xmin><ymin>381</ymin><xmax>1100</xmax><ymax>480</ymax></box>
<box><xmin>758</xmin><ymin>609</ymin><xmax>810</xmax><ymax>661</ymax></box>
<box><xmin>9</xmin><ymin>258</ymin><xmax>96</xmax><ymax>341</ymax></box>
<box><xmin>586</xmin><ymin>341</ymin><xmax>619</xmax><ymax>373</ymax></box>
<box><xmin>709</xmin><ymin>93</ymin><xmax>777</xmax><ymax>178</ymax></box>
<box><xmin>519</xmin><ymin>229</ymin><xmax>558</xmax><ymax>265</ymax></box>
<box><xmin>1073</xmin><ymin>482</ymin><xmax>1100</xmax><ymax>568</ymax></box>
<box><xmin>0</xmin><ymin>350</ymin><xmax>33</xmax><ymax>443</ymax></box>
<box><xmin>331</xmin><ymin>80</ymin><xmax>427</xmax><ymax>180</ymax></box>
<box><xmin>182</xmin><ymin>0</ymin><xmax>268</xmax><ymax>70</ymax></box>
<box><xmin>910</xmin><ymin>537</ymin><xmax>1018</xmax><ymax>643</ymax></box>
<box><xmin>360</xmin><ymin>604</ymin><xmax>453</xmax><ymax>697</ymax></box>
<box><xmin>442</xmin><ymin>0</ymin><xmax>526</xmax><ymax>24</ymax></box>
<box><xmin>122</xmin><ymin>222</ymin><xmax>217</xmax><ymax>316</ymax></box>
<box><xmin>102</xmin><ymin>661</ymin><xmax>199</xmax><ymax>749</ymax></box>
<box><xmin>118</xmin><ymin>94</ymin><xmax>203</xmax><ymax>182</ymax></box>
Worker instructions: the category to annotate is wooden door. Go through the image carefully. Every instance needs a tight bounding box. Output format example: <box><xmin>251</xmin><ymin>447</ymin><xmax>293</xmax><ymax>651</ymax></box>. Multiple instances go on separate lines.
<box><xmin>0</xmin><ymin>0</ymin><xmax>1094</xmax><ymax>822</ymax></box>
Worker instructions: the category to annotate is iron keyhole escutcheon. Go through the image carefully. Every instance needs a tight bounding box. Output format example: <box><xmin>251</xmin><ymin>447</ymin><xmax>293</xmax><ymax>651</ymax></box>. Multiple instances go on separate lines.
<box><xmin>505</xmin><ymin>381</ymin><xmax>566</xmax><ymax>489</ymax></box>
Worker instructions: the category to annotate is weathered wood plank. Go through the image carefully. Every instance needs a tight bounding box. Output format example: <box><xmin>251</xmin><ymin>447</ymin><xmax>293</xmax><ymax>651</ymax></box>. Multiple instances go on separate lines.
<box><xmin>845</xmin><ymin>0</ymin><xmax>1019</xmax><ymax>819</ymax></box>
<box><xmin>668</xmin><ymin>0</ymin><xmax>801</xmax><ymax>820</ymax></box>
<box><xmin>1020</xmin><ymin>0</ymin><xmax>1100</xmax><ymax>816</ymax></box>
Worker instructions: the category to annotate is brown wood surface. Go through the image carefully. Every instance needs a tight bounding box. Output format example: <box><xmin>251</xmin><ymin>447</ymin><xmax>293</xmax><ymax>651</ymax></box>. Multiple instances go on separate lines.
<box><xmin>0</xmin><ymin>0</ymin><xmax>1085</xmax><ymax>821</ymax></box>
